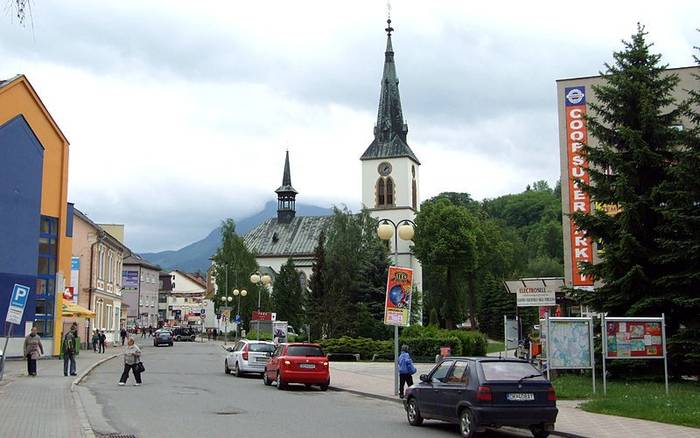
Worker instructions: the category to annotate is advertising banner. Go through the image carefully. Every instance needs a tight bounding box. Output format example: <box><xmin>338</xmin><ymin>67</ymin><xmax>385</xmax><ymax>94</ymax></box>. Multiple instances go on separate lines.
<box><xmin>548</xmin><ymin>319</ymin><xmax>593</xmax><ymax>369</ymax></box>
<box><xmin>71</xmin><ymin>257</ymin><xmax>80</xmax><ymax>304</ymax></box>
<box><xmin>273</xmin><ymin>321</ymin><xmax>288</xmax><ymax>345</ymax></box>
<box><xmin>383</xmin><ymin>266</ymin><xmax>413</xmax><ymax>327</ymax></box>
<box><xmin>122</xmin><ymin>270</ymin><xmax>139</xmax><ymax>290</ymax></box>
<box><xmin>605</xmin><ymin>320</ymin><xmax>663</xmax><ymax>358</ymax></box>
<box><xmin>251</xmin><ymin>311</ymin><xmax>273</xmax><ymax>321</ymax></box>
<box><xmin>516</xmin><ymin>285</ymin><xmax>555</xmax><ymax>307</ymax></box>
<box><xmin>564</xmin><ymin>86</ymin><xmax>594</xmax><ymax>287</ymax></box>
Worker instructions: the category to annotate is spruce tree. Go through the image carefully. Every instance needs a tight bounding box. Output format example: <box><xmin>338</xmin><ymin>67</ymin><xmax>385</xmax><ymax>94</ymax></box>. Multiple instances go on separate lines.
<box><xmin>307</xmin><ymin>231</ymin><xmax>327</xmax><ymax>340</ymax></box>
<box><xmin>271</xmin><ymin>258</ymin><xmax>304</xmax><ymax>330</ymax></box>
<box><xmin>572</xmin><ymin>25</ymin><xmax>683</xmax><ymax>317</ymax></box>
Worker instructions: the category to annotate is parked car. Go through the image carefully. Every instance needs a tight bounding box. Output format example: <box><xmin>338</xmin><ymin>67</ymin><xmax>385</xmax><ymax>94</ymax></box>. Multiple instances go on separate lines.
<box><xmin>153</xmin><ymin>329</ymin><xmax>173</xmax><ymax>347</ymax></box>
<box><xmin>263</xmin><ymin>343</ymin><xmax>330</xmax><ymax>391</ymax></box>
<box><xmin>171</xmin><ymin>327</ymin><xmax>196</xmax><ymax>342</ymax></box>
<box><xmin>404</xmin><ymin>358</ymin><xmax>557</xmax><ymax>438</ymax></box>
<box><xmin>225</xmin><ymin>340</ymin><xmax>275</xmax><ymax>376</ymax></box>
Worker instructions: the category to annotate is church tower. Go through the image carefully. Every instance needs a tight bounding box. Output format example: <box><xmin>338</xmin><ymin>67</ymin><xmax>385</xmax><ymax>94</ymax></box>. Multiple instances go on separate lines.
<box><xmin>361</xmin><ymin>19</ymin><xmax>422</xmax><ymax>293</ymax></box>
<box><xmin>276</xmin><ymin>151</ymin><xmax>297</xmax><ymax>224</ymax></box>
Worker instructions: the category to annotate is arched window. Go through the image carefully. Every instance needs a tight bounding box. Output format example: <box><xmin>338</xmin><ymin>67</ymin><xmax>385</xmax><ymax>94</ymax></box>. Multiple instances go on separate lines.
<box><xmin>376</xmin><ymin>178</ymin><xmax>385</xmax><ymax>207</ymax></box>
<box><xmin>386</xmin><ymin>178</ymin><xmax>394</xmax><ymax>206</ymax></box>
<box><xmin>412</xmin><ymin>178</ymin><xmax>417</xmax><ymax>210</ymax></box>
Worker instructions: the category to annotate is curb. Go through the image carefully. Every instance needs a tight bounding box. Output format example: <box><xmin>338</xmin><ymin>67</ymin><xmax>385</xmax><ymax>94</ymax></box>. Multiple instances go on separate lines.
<box><xmin>71</xmin><ymin>353</ymin><xmax>119</xmax><ymax>438</ymax></box>
<box><xmin>328</xmin><ymin>386</ymin><xmax>589</xmax><ymax>438</ymax></box>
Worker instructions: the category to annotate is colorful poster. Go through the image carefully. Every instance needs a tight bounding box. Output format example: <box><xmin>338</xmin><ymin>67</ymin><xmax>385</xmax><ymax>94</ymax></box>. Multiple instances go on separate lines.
<box><xmin>606</xmin><ymin>321</ymin><xmax>664</xmax><ymax>358</ymax></box>
<box><xmin>383</xmin><ymin>266</ymin><xmax>413</xmax><ymax>327</ymax></box>
<box><xmin>564</xmin><ymin>86</ymin><xmax>594</xmax><ymax>287</ymax></box>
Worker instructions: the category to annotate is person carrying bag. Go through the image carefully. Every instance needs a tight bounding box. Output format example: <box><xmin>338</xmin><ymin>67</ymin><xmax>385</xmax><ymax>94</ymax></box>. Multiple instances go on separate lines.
<box><xmin>118</xmin><ymin>338</ymin><xmax>143</xmax><ymax>386</ymax></box>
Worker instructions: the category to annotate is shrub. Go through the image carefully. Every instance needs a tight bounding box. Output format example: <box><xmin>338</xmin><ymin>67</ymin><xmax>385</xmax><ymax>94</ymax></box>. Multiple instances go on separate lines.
<box><xmin>668</xmin><ymin>328</ymin><xmax>700</xmax><ymax>377</ymax></box>
<box><xmin>401</xmin><ymin>336</ymin><xmax>462</xmax><ymax>358</ymax></box>
<box><xmin>446</xmin><ymin>330</ymin><xmax>487</xmax><ymax>356</ymax></box>
<box><xmin>319</xmin><ymin>336</ymin><xmax>392</xmax><ymax>360</ymax></box>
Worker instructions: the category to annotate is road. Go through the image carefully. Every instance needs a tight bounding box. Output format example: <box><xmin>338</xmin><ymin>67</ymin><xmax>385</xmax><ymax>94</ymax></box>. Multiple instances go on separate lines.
<box><xmin>79</xmin><ymin>341</ymin><xmax>535</xmax><ymax>438</ymax></box>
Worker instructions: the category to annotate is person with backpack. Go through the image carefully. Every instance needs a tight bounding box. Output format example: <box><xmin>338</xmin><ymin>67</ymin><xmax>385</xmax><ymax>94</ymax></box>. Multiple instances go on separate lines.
<box><xmin>63</xmin><ymin>322</ymin><xmax>79</xmax><ymax>376</ymax></box>
<box><xmin>98</xmin><ymin>330</ymin><xmax>106</xmax><ymax>353</ymax></box>
<box><xmin>120</xmin><ymin>327</ymin><xmax>127</xmax><ymax>346</ymax></box>
<box><xmin>398</xmin><ymin>344</ymin><xmax>417</xmax><ymax>399</ymax></box>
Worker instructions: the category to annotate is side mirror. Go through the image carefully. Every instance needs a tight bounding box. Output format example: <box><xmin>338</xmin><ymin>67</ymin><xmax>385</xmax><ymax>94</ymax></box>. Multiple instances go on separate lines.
<box><xmin>226</xmin><ymin>347</ymin><xmax>234</xmax><ymax>352</ymax></box>
<box><xmin>420</xmin><ymin>374</ymin><xmax>429</xmax><ymax>383</ymax></box>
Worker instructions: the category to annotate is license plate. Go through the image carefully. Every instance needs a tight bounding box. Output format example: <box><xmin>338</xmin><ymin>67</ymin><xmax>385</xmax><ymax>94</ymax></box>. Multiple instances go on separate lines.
<box><xmin>507</xmin><ymin>393</ymin><xmax>534</xmax><ymax>401</ymax></box>
<box><xmin>256</xmin><ymin>357</ymin><xmax>267</xmax><ymax>362</ymax></box>
<box><xmin>299</xmin><ymin>363</ymin><xmax>315</xmax><ymax>369</ymax></box>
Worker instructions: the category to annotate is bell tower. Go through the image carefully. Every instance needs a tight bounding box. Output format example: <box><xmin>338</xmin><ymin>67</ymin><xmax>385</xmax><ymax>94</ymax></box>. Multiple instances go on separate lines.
<box><xmin>276</xmin><ymin>151</ymin><xmax>297</xmax><ymax>224</ymax></box>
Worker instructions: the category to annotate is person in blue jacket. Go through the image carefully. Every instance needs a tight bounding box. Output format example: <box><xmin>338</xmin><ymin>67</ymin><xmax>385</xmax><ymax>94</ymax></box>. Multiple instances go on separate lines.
<box><xmin>398</xmin><ymin>344</ymin><xmax>417</xmax><ymax>399</ymax></box>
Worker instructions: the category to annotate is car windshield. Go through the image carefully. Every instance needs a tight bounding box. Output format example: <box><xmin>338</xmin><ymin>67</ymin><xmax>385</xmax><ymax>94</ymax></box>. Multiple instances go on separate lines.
<box><xmin>249</xmin><ymin>343</ymin><xmax>275</xmax><ymax>353</ymax></box>
<box><xmin>287</xmin><ymin>345</ymin><xmax>324</xmax><ymax>357</ymax></box>
<box><xmin>480</xmin><ymin>361</ymin><xmax>545</xmax><ymax>381</ymax></box>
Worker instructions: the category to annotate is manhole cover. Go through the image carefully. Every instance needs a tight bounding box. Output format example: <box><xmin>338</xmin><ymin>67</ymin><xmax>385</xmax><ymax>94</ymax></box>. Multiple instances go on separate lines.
<box><xmin>215</xmin><ymin>409</ymin><xmax>245</xmax><ymax>415</ymax></box>
<box><xmin>96</xmin><ymin>434</ymin><xmax>137</xmax><ymax>438</ymax></box>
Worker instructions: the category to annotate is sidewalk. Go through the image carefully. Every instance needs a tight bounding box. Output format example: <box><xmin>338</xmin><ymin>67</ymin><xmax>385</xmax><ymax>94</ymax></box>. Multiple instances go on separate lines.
<box><xmin>0</xmin><ymin>343</ymin><xmax>129</xmax><ymax>438</ymax></box>
<box><xmin>329</xmin><ymin>362</ymin><xmax>700</xmax><ymax>438</ymax></box>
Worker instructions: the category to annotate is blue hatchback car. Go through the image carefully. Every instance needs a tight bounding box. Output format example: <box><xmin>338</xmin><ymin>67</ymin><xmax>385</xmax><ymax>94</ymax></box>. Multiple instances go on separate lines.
<box><xmin>404</xmin><ymin>358</ymin><xmax>558</xmax><ymax>438</ymax></box>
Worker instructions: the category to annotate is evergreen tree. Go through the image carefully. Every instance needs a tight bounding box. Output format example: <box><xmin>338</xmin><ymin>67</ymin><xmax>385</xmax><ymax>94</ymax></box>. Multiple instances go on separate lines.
<box><xmin>307</xmin><ymin>231</ymin><xmax>327</xmax><ymax>340</ymax></box>
<box><xmin>272</xmin><ymin>258</ymin><xmax>304</xmax><ymax>330</ymax></box>
<box><xmin>572</xmin><ymin>25</ymin><xmax>683</xmax><ymax>318</ymax></box>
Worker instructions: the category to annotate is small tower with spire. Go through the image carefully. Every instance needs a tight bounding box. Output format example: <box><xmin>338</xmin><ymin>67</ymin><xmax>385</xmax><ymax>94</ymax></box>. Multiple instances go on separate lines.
<box><xmin>275</xmin><ymin>150</ymin><xmax>297</xmax><ymax>224</ymax></box>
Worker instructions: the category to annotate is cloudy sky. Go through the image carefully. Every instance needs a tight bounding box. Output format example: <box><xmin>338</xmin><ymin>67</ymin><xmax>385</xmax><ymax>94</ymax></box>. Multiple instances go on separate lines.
<box><xmin>2</xmin><ymin>1</ymin><xmax>698</xmax><ymax>252</ymax></box>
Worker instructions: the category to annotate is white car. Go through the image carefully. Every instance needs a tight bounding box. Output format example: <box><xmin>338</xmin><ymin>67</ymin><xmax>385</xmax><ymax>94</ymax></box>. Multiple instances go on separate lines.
<box><xmin>224</xmin><ymin>340</ymin><xmax>275</xmax><ymax>377</ymax></box>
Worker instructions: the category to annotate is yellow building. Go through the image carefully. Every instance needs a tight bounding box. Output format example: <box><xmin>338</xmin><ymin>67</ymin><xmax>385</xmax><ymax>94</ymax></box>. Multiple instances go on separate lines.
<box><xmin>0</xmin><ymin>75</ymin><xmax>72</xmax><ymax>356</ymax></box>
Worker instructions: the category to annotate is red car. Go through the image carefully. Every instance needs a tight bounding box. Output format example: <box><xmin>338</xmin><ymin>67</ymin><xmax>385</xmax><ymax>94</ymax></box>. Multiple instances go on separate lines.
<box><xmin>263</xmin><ymin>343</ymin><xmax>330</xmax><ymax>391</ymax></box>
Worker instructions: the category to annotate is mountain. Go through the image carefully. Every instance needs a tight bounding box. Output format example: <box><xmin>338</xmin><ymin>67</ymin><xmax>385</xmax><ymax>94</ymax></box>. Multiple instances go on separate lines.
<box><xmin>140</xmin><ymin>201</ymin><xmax>332</xmax><ymax>273</ymax></box>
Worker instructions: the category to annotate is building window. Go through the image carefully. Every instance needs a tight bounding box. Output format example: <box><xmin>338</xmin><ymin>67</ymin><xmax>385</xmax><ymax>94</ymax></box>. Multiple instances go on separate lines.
<box><xmin>36</xmin><ymin>216</ymin><xmax>58</xmax><ymax>337</ymax></box>
<box><xmin>376</xmin><ymin>177</ymin><xmax>395</xmax><ymax>208</ymax></box>
<box><xmin>106</xmin><ymin>304</ymin><xmax>113</xmax><ymax>331</ymax></box>
<box><xmin>95</xmin><ymin>299</ymin><xmax>104</xmax><ymax>329</ymax></box>
<box><xmin>412</xmin><ymin>178</ymin><xmax>417</xmax><ymax>210</ymax></box>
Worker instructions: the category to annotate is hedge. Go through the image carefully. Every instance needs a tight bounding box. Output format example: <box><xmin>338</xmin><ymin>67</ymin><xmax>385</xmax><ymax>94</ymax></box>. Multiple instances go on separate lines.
<box><xmin>400</xmin><ymin>325</ymin><xmax>487</xmax><ymax>356</ymax></box>
<box><xmin>319</xmin><ymin>336</ymin><xmax>392</xmax><ymax>360</ymax></box>
<box><xmin>400</xmin><ymin>336</ymin><xmax>462</xmax><ymax>358</ymax></box>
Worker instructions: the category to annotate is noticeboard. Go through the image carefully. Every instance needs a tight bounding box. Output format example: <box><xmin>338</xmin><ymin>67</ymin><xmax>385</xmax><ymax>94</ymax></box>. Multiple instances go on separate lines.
<box><xmin>605</xmin><ymin>320</ymin><xmax>663</xmax><ymax>358</ymax></box>
<box><xmin>548</xmin><ymin>319</ymin><xmax>593</xmax><ymax>369</ymax></box>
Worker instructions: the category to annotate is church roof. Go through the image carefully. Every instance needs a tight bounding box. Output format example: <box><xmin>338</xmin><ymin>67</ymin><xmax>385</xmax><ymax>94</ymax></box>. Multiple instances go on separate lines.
<box><xmin>243</xmin><ymin>215</ymin><xmax>331</xmax><ymax>258</ymax></box>
<box><xmin>360</xmin><ymin>20</ymin><xmax>420</xmax><ymax>165</ymax></box>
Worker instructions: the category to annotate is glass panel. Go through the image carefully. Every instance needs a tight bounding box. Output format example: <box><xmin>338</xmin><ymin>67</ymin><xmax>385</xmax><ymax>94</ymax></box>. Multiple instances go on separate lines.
<box><xmin>37</xmin><ymin>278</ymin><xmax>47</xmax><ymax>295</ymax></box>
<box><xmin>447</xmin><ymin>361</ymin><xmax>469</xmax><ymax>384</ymax></box>
<box><xmin>480</xmin><ymin>361</ymin><xmax>544</xmax><ymax>381</ymax></box>
<box><xmin>38</xmin><ymin>238</ymin><xmax>57</xmax><ymax>256</ymax></box>
<box><xmin>35</xmin><ymin>299</ymin><xmax>48</xmax><ymax>315</ymax></box>
<box><xmin>386</xmin><ymin>179</ymin><xmax>394</xmax><ymax>205</ymax></box>
<box><xmin>38</xmin><ymin>257</ymin><xmax>49</xmax><ymax>274</ymax></box>
<box><xmin>287</xmin><ymin>345</ymin><xmax>324</xmax><ymax>357</ymax></box>
<box><xmin>431</xmin><ymin>360</ymin><xmax>455</xmax><ymax>382</ymax></box>
<box><xmin>249</xmin><ymin>343</ymin><xmax>275</xmax><ymax>353</ymax></box>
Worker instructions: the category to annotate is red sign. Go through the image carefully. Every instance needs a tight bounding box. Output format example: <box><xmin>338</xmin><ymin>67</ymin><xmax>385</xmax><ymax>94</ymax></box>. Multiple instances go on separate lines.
<box><xmin>606</xmin><ymin>321</ymin><xmax>663</xmax><ymax>358</ymax></box>
<box><xmin>252</xmin><ymin>311</ymin><xmax>273</xmax><ymax>321</ymax></box>
<box><xmin>564</xmin><ymin>86</ymin><xmax>594</xmax><ymax>287</ymax></box>
<box><xmin>383</xmin><ymin>266</ymin><xmax>413</xmax><ymax>327</ymax></box>
<box><xmin>63</xmin><ymin>286</ymin><xmax>74</xmax><ymax>301</ymax></box>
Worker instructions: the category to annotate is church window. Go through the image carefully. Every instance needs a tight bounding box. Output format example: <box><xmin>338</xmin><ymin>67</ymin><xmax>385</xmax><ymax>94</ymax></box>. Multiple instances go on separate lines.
<box><xmin>376</xmin><ymin>178</ymin><xmax>385</xmax><ymax>206</ymax></box>
<box><xmin>386</xmin><ymin>177</ymin><xmax>394</xmax><ymax>206</ymax></box>
<box><xmin>412</xmin><ymin>178</ymin><xmax>417</xmax><ymax>210</ymax></box>
<box><xmin>376</xmin><ymin>177</ymin><xmax>395</xmax><ymax>208</ymax></box>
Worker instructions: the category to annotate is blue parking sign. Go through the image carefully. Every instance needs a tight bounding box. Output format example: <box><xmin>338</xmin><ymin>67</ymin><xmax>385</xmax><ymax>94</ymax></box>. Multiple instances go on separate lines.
<box><xmin>6</xmin><ymin>284</ymin><xmax>30</xmax><ymax>325</ymax></box>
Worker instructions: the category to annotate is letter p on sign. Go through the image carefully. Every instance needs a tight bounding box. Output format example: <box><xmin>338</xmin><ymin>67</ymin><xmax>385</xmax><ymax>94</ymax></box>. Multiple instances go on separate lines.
<box><xmin>10</xmin><ymin>284</ymin><xmax>30</xmax><ymax>308</ymax></box>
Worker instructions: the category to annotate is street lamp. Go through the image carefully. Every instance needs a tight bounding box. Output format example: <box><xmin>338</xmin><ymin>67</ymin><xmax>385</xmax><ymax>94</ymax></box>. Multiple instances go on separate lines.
<box><xmin>232</xmin><ymin>288</ymin><xmax>247</xmax><ymax>338</ymax></box>
<box><xmin>250</xmin><ymin>271</ymin><xmax>272</xmax><ymax>340</ymax></box>
<box><xmin>377</xmin><ymin>218</ymin><xmax>416</xmax><ymax>396</ymax></box>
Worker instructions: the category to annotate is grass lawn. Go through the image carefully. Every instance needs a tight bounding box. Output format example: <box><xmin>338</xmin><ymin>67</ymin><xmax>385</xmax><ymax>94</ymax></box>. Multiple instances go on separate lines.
<box><xmin>550</xmin><ymin>374</ymin><xmax>700</xmax><ymax>428</ymax></box>
<box><xmin>486</xmin><ymin>340</ymin><xmax>505</xmax><ymax>354</ymax></box>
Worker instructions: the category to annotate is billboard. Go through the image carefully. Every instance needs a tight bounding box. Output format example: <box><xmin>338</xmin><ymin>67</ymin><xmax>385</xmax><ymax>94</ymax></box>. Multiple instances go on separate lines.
<box><xmin>605</xmin><ymin>320</ymin><xmax>663</xmax><ymax>358</ymax></box>
<box><xmin>383</xmin><ymin>266</ymin><xmax>413</xmax><ymax>327</ymax></box>
<box><xmin>548</xmin><ymin>319</ymin><xmax>593</xmax><ymax>369</ymax></box>
<box><xmin>122</xmin><ymin>270</ymin><xmax>139</xmax><ymax>290</ymax></box>
<box><xmin>516</xmin><ymin>285</ymin><xmax>555</xmax><ymax>307</ymax></box>
<box><xmin>564</xmin><ymin>86</ymin><xmax>594</xmax><ymax>287</ymax></box>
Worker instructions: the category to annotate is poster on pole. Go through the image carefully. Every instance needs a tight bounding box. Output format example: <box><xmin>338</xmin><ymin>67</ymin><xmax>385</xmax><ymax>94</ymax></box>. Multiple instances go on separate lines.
<box><xmin>383</xmin><ymin>266</ymin><xmax>413</xmax><ymax>327</ymax></box>
<box><xmin>548</xmin><ymin>318</ymin><xmax>593</xmax><ymax>369</ymax></box>
<box><xmin>605</xmin><ymin>319</ymin><xmax>663</xmax><ymax>358</ymax></box>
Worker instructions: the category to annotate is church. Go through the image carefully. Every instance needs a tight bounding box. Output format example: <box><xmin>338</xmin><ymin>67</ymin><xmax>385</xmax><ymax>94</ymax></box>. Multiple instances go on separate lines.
<box><xmin>244</xmin><ymin>19</ymin><xmax>423</xmax><ymax>296</ymax></box>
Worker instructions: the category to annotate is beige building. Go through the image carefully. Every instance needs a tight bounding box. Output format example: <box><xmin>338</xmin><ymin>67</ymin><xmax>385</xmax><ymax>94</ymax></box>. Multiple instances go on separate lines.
<box><xmin>167</xmin><ymin>270</ymin><xmax>207</xmax><ymax>326</ymax></box>
<box><xmin>557</xmin><ymin>66</ymin><xmax>699</xmax><ymax>291</ymax></box>
<box><xmin>70</xmin><ymin>208</ymin><xmax>130</xmax><ymax>343</ymax></box>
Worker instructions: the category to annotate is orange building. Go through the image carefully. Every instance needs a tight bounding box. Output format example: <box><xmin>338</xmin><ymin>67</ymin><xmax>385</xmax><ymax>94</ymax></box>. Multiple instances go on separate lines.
<box><xmin>0</xmin><ymin>75</ymin><xmax>72</xmax><ymax>356</ymax></box>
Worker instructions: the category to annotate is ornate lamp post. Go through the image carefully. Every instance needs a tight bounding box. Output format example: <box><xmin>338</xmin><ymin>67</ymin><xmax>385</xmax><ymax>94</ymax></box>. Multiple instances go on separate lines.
<box><xmin>250</xmin><ymin>272</ymin><xmax>272</xmax><ymax>340</ymax></box>
<box><xmin>377</xmin><ymin>218</ymin><xmax>416</xmax><ymax>396</ymax></box>
<box><xmin>232</xmin><ymin>288</ymin><xmax>247</xmax><ymax>338</ymax></box>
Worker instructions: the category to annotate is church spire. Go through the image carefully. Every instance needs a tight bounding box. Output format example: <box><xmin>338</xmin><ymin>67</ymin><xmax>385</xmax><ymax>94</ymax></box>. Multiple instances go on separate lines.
<box><xmin>275</xmin><ymin>150</ymin><xmax>297</xmax><ymax>224</ymax></box>
<box><xmin>360</xmin><ymin>18</ymin><xmax>420</xmax><ymax>164</ymax></box>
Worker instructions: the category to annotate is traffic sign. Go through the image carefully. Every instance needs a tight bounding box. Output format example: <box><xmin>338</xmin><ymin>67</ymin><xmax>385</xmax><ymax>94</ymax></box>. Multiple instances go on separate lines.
<box><xmin>234</xmin><ymin>315</ymin><xmax>241</xmax><ymax>323</ymax></box>
<box><xmin>6</xmin><ymin>284</ymin><xmax>30</xmax><ymax>325</ymax></box>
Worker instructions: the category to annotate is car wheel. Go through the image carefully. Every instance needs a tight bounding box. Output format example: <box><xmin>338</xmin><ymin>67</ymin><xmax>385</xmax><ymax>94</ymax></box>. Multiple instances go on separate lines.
<box><xmin>319</xmin><ymin>384</ymin><xmax>329</xmax><ymax>391</ymax></box>
<box><xmin>169</xmin><ymin>343</ymin><xmax>173</xmax><ymax>346</ymax></box>
<box><xmin>234</xmin><ymin>362</ymin><xmax>242</xmax><ymax>377</ymax></box>
<box><xmin>530</xmin><ymin>426</ymin><xmax>550</xmax><ymax>438</ymax></box>
<box><xmin>224</xmin><ymin>360</ymin><xmax>231</xmax><ymax>375</ymax></box>
<box><xmin>459</xmin><ymin>408</ymin><xmax>477</xmax><ymax>438</ymax></box>
<box><xmin>406</xmin><ymin>397</ymin><xmax>423</xmax><ymax>426</ymax></box>
<box><xmin>263</xmin><ymin>370</ymin><xmax>272</xmax><ymax>386</ymax></box>
<box><xmin>276</xmin><ymin>372</ymin><xmax>286</xmax><ymax>390</ymax></box>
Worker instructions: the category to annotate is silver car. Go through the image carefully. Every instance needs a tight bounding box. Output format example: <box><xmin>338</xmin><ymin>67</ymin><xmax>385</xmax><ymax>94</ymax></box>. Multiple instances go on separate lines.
<box><xmin>225</xmin><ymin>340</ymin><xmax>275</xmax><ymax>377</ymax></box>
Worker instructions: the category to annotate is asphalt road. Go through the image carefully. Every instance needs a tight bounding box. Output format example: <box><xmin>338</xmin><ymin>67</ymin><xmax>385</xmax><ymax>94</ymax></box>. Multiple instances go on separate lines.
<box><xmin>80</xmin><ymin>341</ymin><xmax>535</xmax><ymax>438</ymax></box>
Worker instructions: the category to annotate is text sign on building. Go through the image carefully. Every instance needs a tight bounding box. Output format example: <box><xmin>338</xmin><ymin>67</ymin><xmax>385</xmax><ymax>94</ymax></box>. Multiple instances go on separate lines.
<box><xmin>122</xmin><ymin>271</ymin><xmax>139</xmax><ymax>290</ymax></box>
<box><xmin>251</xmin><ymin>311</ymin><xmax>273</xmax><ymax>321</ymax></box>
<box><xmin>516</xmin><ymin>286</ymin><xmax>556</xmax><ymax>307</ymax></box>
<box><xmin>71</xmin><ymin>257</ymin><xmax>80</xmax><ymax>304</ymax></box>
<box><xmin>383</xmin><ymin>266</ymin><xmax>413</xmax><ymax>327</ymax></box>
<box><xmin>6</xmin><ymin>284</ymin><xmax>30</xmax><ymax>325</ymax></box>
<box><xmin>564</xmin><ymin>86</ymin><xmax>594</xmax><ymax>287</ymax></box>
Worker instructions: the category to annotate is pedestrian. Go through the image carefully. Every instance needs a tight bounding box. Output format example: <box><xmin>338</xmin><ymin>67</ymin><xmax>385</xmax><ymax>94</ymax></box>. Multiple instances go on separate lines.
<box><xmin>118</xmin><ymin>337</ymin><xmax>143</xmax><ymax>386</ymax></box>
<box><xmin>141</xmin><ymin>326</ymin><xmax>146</xmax><ymax>338</ymax></box>
<box><xmin>98</xmin><ymin>330</ymin><xmax>106</xmax><ymax>353</ymax></box>
<box><xmin>148</xmin><ymin>325</ymin><xmax>153</xmax><ymax>337</ymax></box>
<box><xmin>120</xmin><ymin>327</ymin><xmax>127</xmax><ymax>346</ymax></box>
<box><xmin>212</xmin><ymin>328</ymin><xmax>217</xmax><ymax>340</ymax></box>
<box><xmin>63</xmin><ymin>322</ymin><xmax>79</xmax><ymax>376</ymax></box>
<box><xmin>91</xmin><ymin>330</ymin><xmax>99</xmax><ymax>352</ymax></box>
<box><xmin>398</xmin><ymin>344</ymin><xmax>417</xmax><ymax>399</ymax></box>
<box><xmin>23</xmin><ymin>326</ymin><xmax>43</xmax><ymax>376</ymax></box>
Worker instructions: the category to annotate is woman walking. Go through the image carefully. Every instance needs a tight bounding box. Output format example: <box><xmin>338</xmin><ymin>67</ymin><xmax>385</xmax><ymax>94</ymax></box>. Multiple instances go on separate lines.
<box><xmin>398</xmin><ymin>344</ymin><xmax>417</xmax><ymax>399</ymax></box>
<box><xmin>91</xmin><ymin>330</ymin><xmax>99</xmax><ymax>352</ymax></box>
<box><xmin>118</xmin><ymin>337</ymin><xmax>143</xmax><ymax>386</ymax></box>
<box><xmin>23</xmin><ymin>326</ymin><xmax>44</xmax><ymax>376</ymax></box>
